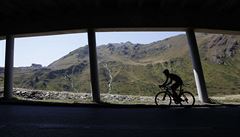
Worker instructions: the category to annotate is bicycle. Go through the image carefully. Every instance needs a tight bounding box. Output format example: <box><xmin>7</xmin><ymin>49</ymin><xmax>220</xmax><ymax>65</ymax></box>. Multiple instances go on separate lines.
<box><xmin>155</xmin><ymin>85</ymin><xmax>195</xmax><ymax>106</ymax></box>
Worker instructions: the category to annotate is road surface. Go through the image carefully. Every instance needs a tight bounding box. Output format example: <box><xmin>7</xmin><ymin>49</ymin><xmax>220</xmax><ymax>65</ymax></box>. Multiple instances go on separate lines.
<box><xmin>0</xmin><ymin>104</ymin><xmax>239</xmax><ymax>137</ymax></box>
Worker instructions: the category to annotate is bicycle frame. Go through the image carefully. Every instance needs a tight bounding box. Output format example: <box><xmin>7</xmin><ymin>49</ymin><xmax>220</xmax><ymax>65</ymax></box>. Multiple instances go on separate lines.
<box><xmin>161</xmin><ymin>86</ymin><xmax>182</xmax><ymax>98</ymax></box>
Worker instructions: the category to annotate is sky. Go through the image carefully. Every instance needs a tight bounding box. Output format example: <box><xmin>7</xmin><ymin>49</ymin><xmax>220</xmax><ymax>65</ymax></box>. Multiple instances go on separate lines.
<box><xmin>0</xmin><ymin>31</ymin><xmax>184</xmax><ymax>67</ymax></box>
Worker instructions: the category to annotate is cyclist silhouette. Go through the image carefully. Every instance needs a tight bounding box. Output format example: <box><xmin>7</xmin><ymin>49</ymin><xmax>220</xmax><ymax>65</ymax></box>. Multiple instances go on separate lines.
<box><xmin>159</xmin><ymin>69</ymin><xmax>183</xmax><ymax>100</ymax></box>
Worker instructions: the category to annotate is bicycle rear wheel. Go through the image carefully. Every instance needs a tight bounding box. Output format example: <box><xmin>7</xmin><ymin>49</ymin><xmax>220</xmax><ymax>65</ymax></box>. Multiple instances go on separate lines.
<box><xmin>179</xmin><ymin>91</ymin><xmax>195</xmax><ymax>106</ymax></box>
<box><xmin>155</xmin><ymin>92</ymin><xmax>172</xmax><ymax>106</ymax></box>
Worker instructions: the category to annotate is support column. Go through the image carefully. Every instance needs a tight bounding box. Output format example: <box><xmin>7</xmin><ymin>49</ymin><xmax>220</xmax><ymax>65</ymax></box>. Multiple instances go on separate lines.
<box><xmin>186</xmin><ymin>29</ymin><xmax>209</xmax><ymax>103</ymax></box>
<box><xmin>88</xmin><ymin>29</ymin><xmax>100</xmax><ymax>103</ymax></box>
<box><xmin>4</xmin><ymin>35</ymin><xmax>14</xmax><ymax>100</ymax></box>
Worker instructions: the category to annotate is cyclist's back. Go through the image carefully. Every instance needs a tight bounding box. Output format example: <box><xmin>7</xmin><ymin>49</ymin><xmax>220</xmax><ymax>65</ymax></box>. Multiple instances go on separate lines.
<box><xmin>160</xmin><ymin>69</ymin><xmax>183</xmax><ymax>100</ymax></box>
<box><xmin>168</xmin><ymin>73</ymin><xmax>183</xmax><ymax>86</ymax></box>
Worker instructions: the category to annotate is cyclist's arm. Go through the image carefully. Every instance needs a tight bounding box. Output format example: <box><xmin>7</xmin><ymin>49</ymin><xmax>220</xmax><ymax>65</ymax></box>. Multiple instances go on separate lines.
<box><xmin>161</xmin><ymin>77</ymin><xmax>169</xmax><ymax>86</ymax></box>
<box><xmin>166</xmin><ymin>78</ymin><xmax>172</xmax><ymax>86</ymax></box>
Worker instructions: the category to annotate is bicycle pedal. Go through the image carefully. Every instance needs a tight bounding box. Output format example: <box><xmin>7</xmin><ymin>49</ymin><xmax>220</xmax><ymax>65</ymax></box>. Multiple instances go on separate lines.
<box><xmin>173</xmin><ymin>100</ymin><xmax>180</xmax><ymax>104</ymax></box>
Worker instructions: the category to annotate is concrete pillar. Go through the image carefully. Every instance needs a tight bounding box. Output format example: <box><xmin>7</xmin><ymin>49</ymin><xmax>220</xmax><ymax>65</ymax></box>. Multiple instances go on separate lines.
<box><xmin>186</xmin><ymin>29</ymin><xmax>209</xmax><ymax>103</ymax></box>
<box><xmin>4</xmin><ymin>35</ymin><xmax>14</xmax><ymax>100</ymax></box>
<box><xmin>87</xmin><ymin>29</ymin><xmax>100</xmax><ymax>103</ymax></box>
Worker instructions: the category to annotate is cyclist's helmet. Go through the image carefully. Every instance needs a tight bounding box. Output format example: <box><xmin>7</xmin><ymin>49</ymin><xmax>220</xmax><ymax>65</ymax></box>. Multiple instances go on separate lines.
<box><xmin>163</xmin><ymin>69</ymin><xmax>169</xmax><ymax>75</ymax></box>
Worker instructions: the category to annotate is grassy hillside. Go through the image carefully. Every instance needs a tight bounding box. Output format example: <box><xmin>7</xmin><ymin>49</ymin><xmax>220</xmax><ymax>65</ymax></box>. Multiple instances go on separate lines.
<box><xmin>196</xmin><ymin>33</ymin><xmax>240</xmax><ymax>96</ymax></box>
<box><xmin>0</xmin><ymin>33</ymin><xmax>239</xmax><ymax>97</ymax></box>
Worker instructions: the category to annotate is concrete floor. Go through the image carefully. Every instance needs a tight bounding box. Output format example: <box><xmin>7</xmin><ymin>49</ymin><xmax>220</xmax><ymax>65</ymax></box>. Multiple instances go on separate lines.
<box><xmin>0</xmin><ymin>104</ymin><xmax>239</xmax><ymax>137</ymax></box>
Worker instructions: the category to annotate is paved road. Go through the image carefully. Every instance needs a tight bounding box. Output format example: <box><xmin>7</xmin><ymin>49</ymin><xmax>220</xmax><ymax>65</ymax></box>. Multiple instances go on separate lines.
<box><xmin>0</xmin><ymin>105</ymin><xmax>239</xmax><ymax>137</ymax></box>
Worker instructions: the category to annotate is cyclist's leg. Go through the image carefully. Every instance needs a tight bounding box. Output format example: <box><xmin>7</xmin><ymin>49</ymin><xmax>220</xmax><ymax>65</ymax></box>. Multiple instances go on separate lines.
<box><xmin>178</xmin><ymin>84</ymin><xmax>184</xmax><ymax>101</ymax></box>
<box><xmin>171</xmin><ymin>83</ymin><xmax>179</xmax><ymax>99</ymax></box>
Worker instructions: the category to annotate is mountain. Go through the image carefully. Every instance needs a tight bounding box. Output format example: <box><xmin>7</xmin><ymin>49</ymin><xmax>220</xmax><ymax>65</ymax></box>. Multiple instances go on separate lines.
<box><xmin>0</xmin><ymin>33</ymin><xmax>239</xmax><ymax>96</ymax></box>
<box><xmin>48</xmin><ymin>34</ymin><xmax>189</xmax><ymax>69</ymax></box>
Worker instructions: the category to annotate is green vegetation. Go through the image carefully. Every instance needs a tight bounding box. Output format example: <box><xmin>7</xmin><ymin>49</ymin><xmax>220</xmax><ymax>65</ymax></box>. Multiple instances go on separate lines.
<box><xmin>0</xmin><ymin>33</ymin><xmax>239</xmax><ymax>99</ymax></box>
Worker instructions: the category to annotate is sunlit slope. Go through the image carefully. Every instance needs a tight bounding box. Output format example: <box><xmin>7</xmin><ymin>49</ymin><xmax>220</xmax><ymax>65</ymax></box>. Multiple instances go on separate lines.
<box><xmin>197</xmin><ymin>33</ymin><xmax>240</xmax><ymax>95</ymax></box>
<box><xmin>48</xmin><ymin>46</ymin><xmax>90</xmax><ymax>70</ymax></box>
<box><xmin>2</xmin><ymin>33</ymin><xmax>239</xmax><ymax>96</ymax></box>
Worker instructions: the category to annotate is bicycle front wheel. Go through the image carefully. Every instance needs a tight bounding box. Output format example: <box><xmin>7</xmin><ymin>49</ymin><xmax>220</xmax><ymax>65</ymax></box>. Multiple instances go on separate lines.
<box><xmin>179</xmin><ymin>91</ymin><xmax>195</xmax><ymax>106</ymax></box>
<box><xmin>155</xmin><ymin>92</ymin><xmax>172</xmax><ymax>106</ymax></box>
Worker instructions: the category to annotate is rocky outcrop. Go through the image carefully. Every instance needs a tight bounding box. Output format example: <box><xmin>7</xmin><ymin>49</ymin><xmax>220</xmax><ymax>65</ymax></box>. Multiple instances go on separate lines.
<box><xmin>11</xmin><ymin>88</ymin><xmax>154</xmax><ymax>104</ymax></box>
<box><xmin>14</xmin><ymin>88</ymin><xmax>92</xmax><ymax>101</ymax></box>
<box><xmin>31</xmin><ymin>64</ymin><xmax>42</xmax><ymax>69</ymax></box>
<box><xmin>101</xmin><ymin>94</ymin><xmax>153</xmax><ymax>104</ymax></box>
<box><xmin>205</xmin><ymin>35</ymin><xmax>239</xmax><ymax>64</ymax></box>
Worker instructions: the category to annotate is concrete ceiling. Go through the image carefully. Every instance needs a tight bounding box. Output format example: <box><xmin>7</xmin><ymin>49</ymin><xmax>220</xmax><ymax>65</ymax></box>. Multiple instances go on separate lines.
<box><xmin>0</xmin><ymin>0</ymin><xmax>240</xmax><ymax>37</ymax></box>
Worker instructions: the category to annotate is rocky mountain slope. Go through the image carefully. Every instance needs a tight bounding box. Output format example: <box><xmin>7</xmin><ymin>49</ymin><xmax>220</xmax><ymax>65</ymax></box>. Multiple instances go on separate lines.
<box><xmin>0</xmin><ymin>33</ymin><xmax>239</xmax><ymax>96</ymax></box>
